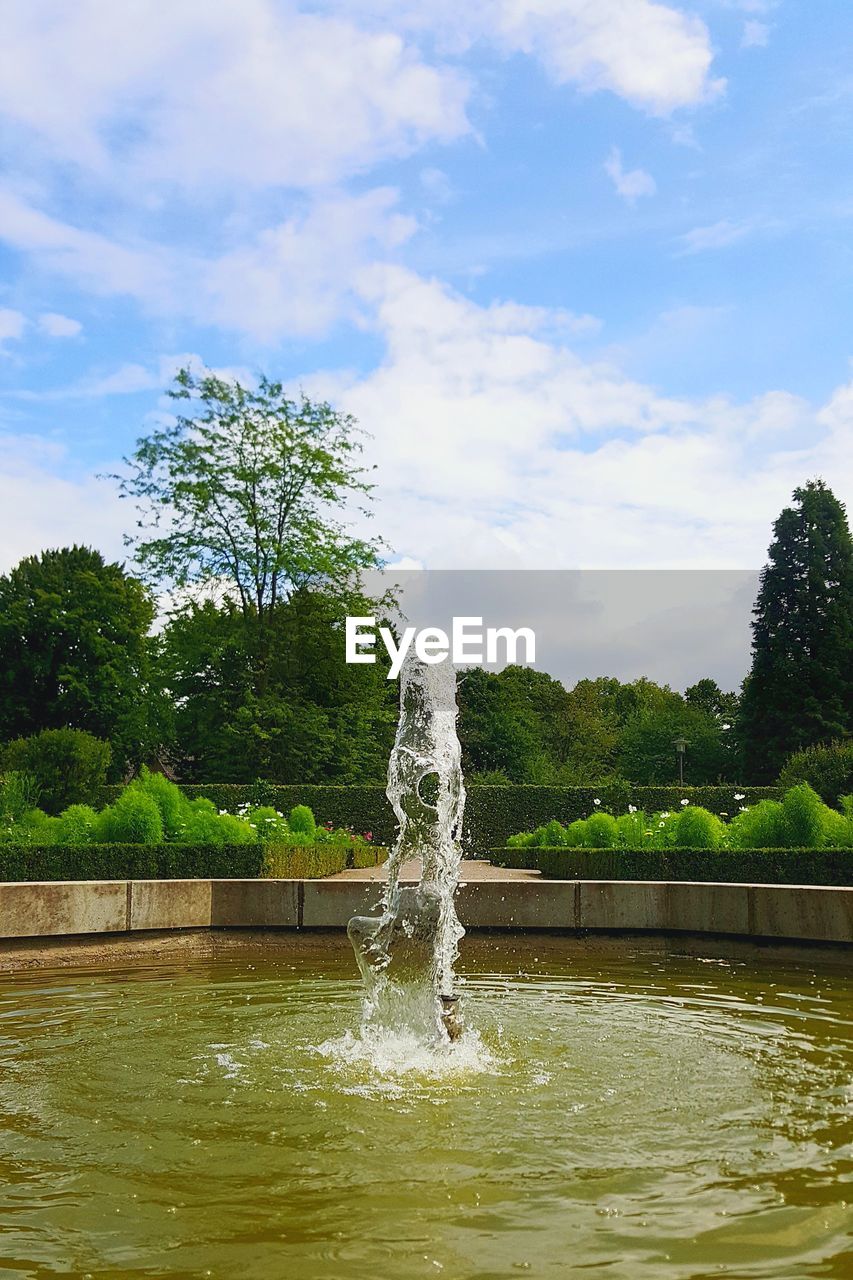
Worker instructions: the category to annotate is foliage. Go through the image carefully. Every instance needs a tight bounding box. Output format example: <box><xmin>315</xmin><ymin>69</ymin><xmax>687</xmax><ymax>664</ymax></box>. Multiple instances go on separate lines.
<box><xmin>0</xmin><ymin>546</ymin><xmax>159</xmax><ymax>772</ymax></box>
<box><xmin>0</xmin><ymin>843</ymin><xmax>266</xmax><ymax>881</ymax></box>
<box><xmin>156</xmin><ymin>588</ymin><xmax>396</xmax><ymax>783</ymax></box>
<box><xmin>289</xmin><ymin>804</ymin><xmax>316</xmax><ymax>837</ymax></box>
<box><xmin>1</xmin><ymin>729</ymin><xmax>112</xmax><ymax>814</ymax></box>
<box><xmin>779</xmin><ymin>739</ymin><xmax>853</xmax><ymax>807</ymax></box>
<box><xmin>0</xmin><ymin>771</ymin><xmax>40</xmax><ymax>823</ymax></box>
<box><xmin>93</xmin><ymin>781</ymin><xmax>781</xmax><ymax>850</ymax></box>
<box><xmin>97</xmin><ymin>789</ymin><xmax>164</xmax><ymax>844</ymax></box>
<box><xmin>739</xmin><ymin>480</ymin><xmax>853</xmax><ymax>781</ymax></box>
<box><xmin>114</xmin><ymin>366</ymin><xmax>383</xmax><ymax>623</ymax></box>
<box><xmin>506</xmin><ymin>785</ymin><xmax>852</xmax><ymax>852</ymax></box>
<box><xmin>55</xmin><ymin>804</ymin><xmax>99</xmax><ymax>844</ymax></box>
<box><xmin>490</xmin><ymin>846</ymin><xmax>852</xmax><ymax>886</ymax></box>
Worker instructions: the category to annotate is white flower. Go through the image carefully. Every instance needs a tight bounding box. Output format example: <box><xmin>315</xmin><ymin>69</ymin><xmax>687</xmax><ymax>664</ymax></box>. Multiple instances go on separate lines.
<box><xmin>628</xmin><ymin>804</ymin><xmax>637</xmax><ymax>814</ymax></box>
<box><xmin>722</xmin><ymin>723</ymin><xmax>731</xmax><ymax>730</ymax></box>
<box><xmin>739</xmin><ymin>805</ymin><xmax>747</xmax><ymax>812</ymax></box>
<box><xmin>593</xmin><ymin>798</ymin><xmax>601</xmax><ymax>806</ymax></box>
<box><xmin>680</xmin><ymin>799</ymin><xmax>689</xmax><ymax>806</ymax></box>
<box><xmin>734</xmin><ymin>793</ymin><xmax>745</xmax><ymax>801</ymax></box>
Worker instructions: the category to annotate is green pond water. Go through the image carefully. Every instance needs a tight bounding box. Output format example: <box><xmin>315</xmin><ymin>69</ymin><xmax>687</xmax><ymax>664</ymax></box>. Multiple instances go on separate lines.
<box><xmin>0</xmin><ymin>937</ymin><xmax>850</xmax><ymax>1279</ymax></box>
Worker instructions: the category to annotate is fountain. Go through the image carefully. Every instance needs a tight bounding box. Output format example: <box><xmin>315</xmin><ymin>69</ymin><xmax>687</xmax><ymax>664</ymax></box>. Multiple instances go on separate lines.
<box><xmin>347</xmin><ymin>653</ymin><xmax>466</xmax><ymax>1042</ymax></box>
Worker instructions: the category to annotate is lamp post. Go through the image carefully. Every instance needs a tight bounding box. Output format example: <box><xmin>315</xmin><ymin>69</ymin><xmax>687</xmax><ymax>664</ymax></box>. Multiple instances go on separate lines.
<box><xmin>673</xmin><ymin>736</ymin><xmax>688</xmax><ymax>785</ymax></box>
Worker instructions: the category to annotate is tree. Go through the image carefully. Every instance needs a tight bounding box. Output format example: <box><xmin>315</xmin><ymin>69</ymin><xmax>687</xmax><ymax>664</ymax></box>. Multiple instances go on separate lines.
<box><xmin>1</xmin><ymin>728</ymin><xmax>111</xmax><ymax>814</ymax></box>
<box><xmin>738</xmin><ymin>480</ymin><xmax>853</xmax><ymax>781</ymax></box>
<box><xmin>0</xmin><ymin>546</ymin><xmax>158</xmax><ymax>772</ymax></box>
<box><xmin>617</xmin><ymin>699</ymin><xmax>732</xmax><ymax>784</ymax></box>
<box><xmin>157</xmin><ymin>588</ymin><xmax>396</xmax><ymax>782</ymax></box>
<box><xmin>114</xmin><ymin>367</ymin><xmax>384</xmax><ymax>643</ymax></box>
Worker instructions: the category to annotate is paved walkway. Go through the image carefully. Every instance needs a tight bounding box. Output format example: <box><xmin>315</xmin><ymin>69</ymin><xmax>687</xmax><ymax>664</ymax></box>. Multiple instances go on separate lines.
<box><xmin>330</xmin><ymin>858</ymin><xmax>540</xmax><ymax>882</ymax></box>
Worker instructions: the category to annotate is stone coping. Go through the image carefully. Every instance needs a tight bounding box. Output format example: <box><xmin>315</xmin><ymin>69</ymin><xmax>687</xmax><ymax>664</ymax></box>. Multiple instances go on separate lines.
<box><xmin>0</xmin><ymin>878</ymin><xmax>850</xmax><ymax>949</ymax></box>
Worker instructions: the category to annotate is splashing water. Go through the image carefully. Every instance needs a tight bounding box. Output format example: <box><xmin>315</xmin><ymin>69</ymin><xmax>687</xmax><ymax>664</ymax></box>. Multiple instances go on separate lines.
<box><xmin>347</xmin><ymin>654</ymin><xmax>467</xmax><ymax>1049</ymax></box>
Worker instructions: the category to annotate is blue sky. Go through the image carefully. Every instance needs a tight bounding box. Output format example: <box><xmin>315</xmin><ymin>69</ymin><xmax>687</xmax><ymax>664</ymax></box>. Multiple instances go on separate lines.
<box><xmin>0</xmin><ymin>0</ymin><xmax>850</xmax><ymax>573</ymax></box>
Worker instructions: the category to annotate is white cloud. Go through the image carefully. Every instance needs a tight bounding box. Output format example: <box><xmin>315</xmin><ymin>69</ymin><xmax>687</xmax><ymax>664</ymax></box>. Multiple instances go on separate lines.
<box><xmin>301</xmin><ymin>268</ymin><xmax>853</xmax><ymax>570</ymax></box>
<box><xmin>604</xmin><ymin>147</ymin><xmax>657</xmax><ymax>204</ymax></box>
<box><xmin>38</xmin><ymin>311</ymin><xmax>82</xmax><ymax>337</ymax></box>
<box><xmin>678</xmin><ymin>218</ymin><xmax>755</xmax><ymax>253</ymax></box>
<box><xmin>0</xmin><ymin>435</ymin><xmax>128</xmax><ymax>572</ymax></box>
<box><xmin>340</xmin><ymin>0</ymin><xmax>723</xmax><ymax>114</ymax></box>
<box><xmin>0</xmin><ymin>184</ymin><xmax>416</xmax><ymax>341</ymax></box>
<box><xmin>741</xmin><ymin>20</ymin><xmax>770</xmax><ymax>48</ymax></box>
<box><xmin>0</xmin><ymin>1</ymin><xmax>470</xmax><ymax>191</ymax></box>
<box><xmin>0</xmin><ymin>308</ymin><xmax>26</xmax><ymax>348</ymax></box>
<box><xmin>3</xmin><ymin>272</ymin><xmax>850</xmax><ymax>575</ymax></box>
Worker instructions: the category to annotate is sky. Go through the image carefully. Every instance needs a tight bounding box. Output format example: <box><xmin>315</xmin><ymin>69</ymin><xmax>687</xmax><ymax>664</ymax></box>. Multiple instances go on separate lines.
<box><xmin>0</xmin><ymin>0</ymin><xmax>851</xmax><ymax>575</ymax></box>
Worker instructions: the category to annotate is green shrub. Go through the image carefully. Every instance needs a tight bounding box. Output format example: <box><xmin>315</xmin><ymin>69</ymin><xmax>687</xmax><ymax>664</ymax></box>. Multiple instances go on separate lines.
<box><xmin>779</xmin><ymin>740</ymin><xmax>853</xmax><ymax>806</ymax></box>
<box><xmin>675</xmin><ymin>805</ymin><xmax>725</xmax><ymax>850</ymax></box>
<box><xmin>262</xmin><ymin>840</ymin><xmax>349</xmax><ymax>879</ymax></box>
<box><xmin>728</xmin><ymin>799</ymin><xmax>786</xmax><ymax>850</ymax></box>
<box><xmin>98</xmin><ymin>790</ymin><xmax>164</xmax><ymax>844</ymax></box>
<box><xmin>244</xmin><ymin>805</ymin><xmax>288</xmax><ymax>840</ymax></box>
<box><xmin>781</xmin><ymin>783</ymin><xmax>827</xmax><ymax>848</ymax></box>
<box><xmin>130</xmin><ymin>768</ymin><xmax>187</xmax><ymax>838</ymax></box>
<box><xmin>2</xmin><ymin>729</ymin><xmax>111</xmax><ymax>814</ymax></box>
<box><xmin>0</xmin><ymin>843</ymin><xmax>265</xmax><ymax>881</ymax></box>
<box><xmin>583</xmin><ymin>813</ymin><xmax>619</xmax><ymax>848</ymax></box>
<box><xmin>0</xmin><ymin>771</ymin><xmax>41</xmax><ymax>823</ymax></box>
<box><xmin>289</xmin><ymin>805</ymin><xmax>316</xmax><ymax>838</ymax></box>
<box><xmin>55</xmin><ymin>804</ymin><xmax>99</xmax><ymax>844</ymax></box>
<box><xmin>488</xmin><ymin>846</ymin><xmax>852</xmax><ymax>886</ymax></box>
<box><xmin>616</xmin><ymin>811</ymin><xmax>648</xmax><ymax>847</ymax></box>
<box><xmin>94</xmin><ymin>783</ymin><xmax>782</xmax><ymax>851</ymax></box>
<box><xmin>543</xmin><ymin>819</ymin><xmax>568</xmax><ymax>847</ymax></box>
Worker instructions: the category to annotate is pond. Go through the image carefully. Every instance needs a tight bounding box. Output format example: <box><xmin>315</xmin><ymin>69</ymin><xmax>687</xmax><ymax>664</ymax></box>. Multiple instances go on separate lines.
<box><xmin>0</xmin><ymin>936</ymin><xmax>850</xmax><ymax>1279</ymax></box>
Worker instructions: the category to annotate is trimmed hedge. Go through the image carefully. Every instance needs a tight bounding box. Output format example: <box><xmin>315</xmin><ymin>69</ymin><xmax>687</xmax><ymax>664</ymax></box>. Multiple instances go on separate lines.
<box><xmin>0</xmin><ymin>842</ymin><xmax>389</xmax><ymax>882</ymax></box>
<box><xmin>0</xmin><ymin>842</ymin><xmax>263</xmax><ymax>881</ymax></box>
<box><xmin>489</xmin><ymin>846</ymin><xmax>853</xmax><ymax>886</ymax></box>
<box><xmin>95</xmin><ymin>783</ymin><xmax>780</xmax><ymax>851</ymax></box>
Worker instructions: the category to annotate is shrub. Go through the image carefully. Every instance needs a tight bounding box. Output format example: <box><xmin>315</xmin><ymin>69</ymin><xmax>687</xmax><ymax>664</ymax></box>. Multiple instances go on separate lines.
<box><xmin>728</xmin><ymin>799</ymin><xmax>786</xmax><ymax>850</ymax></box>
<box><xmin>289</xmin><ymin>805</ymin><xmax>316</xmax><ymax>838</ymax></box>
<box><xmin>55</xmin><ymin>804</ymin><xmax>99</xmax><ymax>844</ymax></box>
<box><xmin>488</xmin><ymin>846</ymin><xmax>852</xmax><ymax>886</ymax></box>
<box><xmin>130</xmin><ymin>768</ymin><xmax>186</xmax><ymax>838</ymax></box>
<box><xmin>674</xmin><ymin>805</ymin><xmax>725</xmax><ymax>850</ymax></box>
<box><xmin>98</xmin><ymin>790</ymin><xmax>164</xmax><ymax>844</ymax></box>
<box><xmin>616</xmin><ymin>811</ymin><xmax>648</xmax><ymax>847</ymax></box>
<box><xmin>583</xmin><ymin>813</ymin><xmax>619</xmax><ymax>848</ymax></box>
<box><xmin>1</xmin><ymin>729</ymin><xmax>111</xmax><ymax>814</ymax></box>
<box><xmin>0</xmin><ymin>771</ymin><xmax>40</xmax><ymax>823</ymax></box>
<box><xmin>543</xmin><ymin>818</ymin><xmax>568</xmax><ymax>847</ymax></box>
<box><xmin>781</xmin><ymin>783</ymin><xmax>826</xmax><ymax>848</ymax></box>
<box><xmin>244</xmin><ymin>805</ymin><xmax>288</xmax><ymax>840</ymax></box>
<box><xmin>779</xmin><ymin>740</ymin><xmax>853</xmax><ymax>807</ymax></box>
<box><xmin>262</xmin><ymin>840</ymin><xmax>349</xmax><ymax>879</ymax></box>
<box><xmin>0</xmin><ymin>843</ymin><xmax>265</xmax><ymax>881</ymax></box>
<box><xmin>93</xmin><ymin>783</ymin><xmax>782</xmax><ymax>851</ymax></box>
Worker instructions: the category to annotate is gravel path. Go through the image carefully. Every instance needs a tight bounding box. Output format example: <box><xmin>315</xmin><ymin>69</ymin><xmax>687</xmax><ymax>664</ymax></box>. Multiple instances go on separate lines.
<box><xmin>330</xmin><ymin>858</ymin><xmax>540</xmax><ymax>882</ymax></box>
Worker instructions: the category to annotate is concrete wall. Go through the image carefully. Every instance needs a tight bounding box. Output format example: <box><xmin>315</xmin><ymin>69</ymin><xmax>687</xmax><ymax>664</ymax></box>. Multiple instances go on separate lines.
<box><xmin>0</xmin><ymin>878</ymin><xmax>850</xmax><ymax>947</ymax></box>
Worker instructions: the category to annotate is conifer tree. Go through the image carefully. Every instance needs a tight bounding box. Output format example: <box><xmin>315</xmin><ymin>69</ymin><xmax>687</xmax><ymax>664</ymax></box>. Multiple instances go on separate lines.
<box><xmin>739</xmin><ymin>480</ymin><xmax>853</xmax><ymax>781</ymax></box>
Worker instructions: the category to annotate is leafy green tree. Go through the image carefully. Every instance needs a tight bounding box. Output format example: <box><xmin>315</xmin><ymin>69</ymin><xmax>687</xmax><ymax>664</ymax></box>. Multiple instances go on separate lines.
<box><xmin>157</xmin><ymin>588</ymin><xmax>396</xmax><ymax>782</ymax></box>
<box><xmin>617</xmin><ymin>697</ymin><xmax>731</xmax><ymax>784</ymax></box>
<box><xmin>114</xmin><ymin>366</ymin><xmax>384</xmax><ymax>643</ymax></box>
<box><xmin>1</xmin><ymin>728</ymin><xmax>111</xmax><ymax>814</ymax></box>
<box><xmin>0</xmin><ymin>546</ymin><xmax>158</xmax><ymax>771</ymax></box>
<box><xmin>738</xmin><ymin>480</ymin><xmax>853</xmax><ymax>781</ymax></box>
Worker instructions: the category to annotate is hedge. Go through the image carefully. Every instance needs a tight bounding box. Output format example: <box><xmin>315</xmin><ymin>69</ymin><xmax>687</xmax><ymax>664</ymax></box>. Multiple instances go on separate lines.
<box><xmin>94</xmin><ymin>783</ymin><xmax>781</xmax><ymax>851</ymax></box>
<box><xmin>0</xmin><ymin>842</ymin><xmax>389</xmax><ymax>882</ymax></box>
<box><xmin>489</xmin><ymin>846</ymin><xmax>853</xmax><ymax>886</ymax></box>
